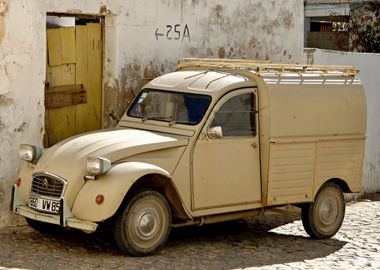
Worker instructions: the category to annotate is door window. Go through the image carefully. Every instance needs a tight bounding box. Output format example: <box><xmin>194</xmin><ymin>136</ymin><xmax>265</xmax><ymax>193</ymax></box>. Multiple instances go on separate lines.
<box><xmin>210</xmin><ymin>93</ymin><xmax>256</xmax><ymax>137</ymax></box>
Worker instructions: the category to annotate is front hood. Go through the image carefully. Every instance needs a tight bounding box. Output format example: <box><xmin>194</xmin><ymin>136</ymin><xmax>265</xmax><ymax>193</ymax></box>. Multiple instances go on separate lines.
<box><xmin>35</xmin><ymin>128</ymin><xmax>188</xmax><ymax>174</ymax></box>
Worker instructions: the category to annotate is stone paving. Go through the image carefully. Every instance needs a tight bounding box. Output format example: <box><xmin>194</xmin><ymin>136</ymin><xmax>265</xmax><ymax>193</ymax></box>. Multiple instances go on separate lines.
<box><xmin>0</xmin><ymin>194</ymin><xmax>379</xmax><ymax>270</ymax></box>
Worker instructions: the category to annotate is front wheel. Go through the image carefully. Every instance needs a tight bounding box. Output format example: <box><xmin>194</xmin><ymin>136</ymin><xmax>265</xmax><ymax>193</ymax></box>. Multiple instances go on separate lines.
<box><xmin>301</xmin><ymin>182</ymin><xmax>345</xmax><ymax>239</ymax></box>
<box><xmin>113</xmin><ymin>189</ymin><xmax>172</xmax><ymax>256</ymax></box>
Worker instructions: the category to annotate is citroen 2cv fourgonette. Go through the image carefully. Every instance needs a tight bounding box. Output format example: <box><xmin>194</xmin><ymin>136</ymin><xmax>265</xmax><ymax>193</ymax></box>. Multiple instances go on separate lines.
<box><xmin>12</xmin><ymin>58</ymin><xmax>366</xmax><ymax>256</ymax></box>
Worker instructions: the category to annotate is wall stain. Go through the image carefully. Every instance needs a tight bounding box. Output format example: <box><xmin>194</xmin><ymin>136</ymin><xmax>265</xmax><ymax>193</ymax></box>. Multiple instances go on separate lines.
<box><xmin>99</xmin><ymin>5</ymin><xmax>111</xmax><ymax>14</ymax></box>
<box><xmin>262</xmin><ymin>19</ymin><xmax>280</xmax><ymax>35</ymax></box>
<box><xmin>197</xmin><ymin>2</ymin><xmax>299</xmax><ymax>63</ymax></box>
<box><xmin>0</xmin><ymin>0</ymin><xmax>9</xmax><ymax>44</ymax></box>
<box><xmin>227</xmin><ymin>47</ymin><xmax>234</xmax><ymax>58</ymax></box>
<box><xmin>209</xmin><ymin>4</ymin><xmax>227</xmax><ymax>25</ymax></box>
<box><xmin>0</xmin><ymin>95</ymin><xmax>13</xmax><ymax>106</ymax></box>
<box><xmin>0</xmin><ymin>184</ymin><xmax>5</xmax><ymax>204</ymax></box>
<box><xmin>218</xmin><ymin>47</ymin><xmax>226</xmax><ymax>58</ymax></box>
<box><xmin>281</xmin><ymin>8</ymin><xmax>294</xmax><ymax>30</ymax></box>
<box><xmin>191</xmin><ymin>0</ymin><xmax>202</xmax><ymax>7</ymax></box>
<box><xmin>103</xmin><ymin>60</ymin><xmax>173</xmax><ymax>128</ymax></box>
<box><xmin>103</xmin><ymin>79</ymin><xmax>120</xmax><ymax>128</ymax></box>
<box><xmin>249</xmin><ymin>37</ymin><xmax>258</xmax><ymax>49</ymax></box>
<box><xmin>66</xmin><ymin>9</ymin><xmax>82</xmax><ymax>14</ymax></box>
<box><xmin>213</xmin><ymin>4</ymin><xmax>223</xmax><ymax>18</ymax></box>
<box><xmin>0</xmin><ymin>116</ymin><xmax>4</xmax><ymax>131</ymax></box>
<box><xmin>143</xmin><ymin>62</ymin><xmax>162</xmax><ymax>79</ymax></box>
<box><xmin>187</xmin><ymin>47</ymin><xmax>200</xmax><ymax>57</ymax></box>
<box><xmin>14</xmin><ymin>121</ymin><xmax>27</xmax><ymax>132</ymax></box>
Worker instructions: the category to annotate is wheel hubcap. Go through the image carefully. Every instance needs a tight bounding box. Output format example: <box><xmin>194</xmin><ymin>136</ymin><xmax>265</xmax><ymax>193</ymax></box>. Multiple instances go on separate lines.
<box><xmin>320</xmin><ymin>199</ymin><xmax>336</xmax><ymax>224</ymax></box>
<box><xmin>136</xmin><ymin>210</ymin><xmax>158</xmax><ymax>238</ymax></box>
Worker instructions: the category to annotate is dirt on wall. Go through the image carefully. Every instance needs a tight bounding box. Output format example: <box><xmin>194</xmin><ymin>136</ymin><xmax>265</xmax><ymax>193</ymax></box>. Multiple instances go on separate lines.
<box><xmin>0</xmin><ymin>0</ymin><xmax>8</xmax><ymax>44</ymax></box>
<box><xmin>103</xmin><ymin>59</ymin><xmax>174</xmax><ymax>128</ymax></box>
<box><xmin>193</xmin><ymin>2</ymin><xmax>296</xmax><ymax>62</ymax></box>
<box><xmin>103</xmin><ymin>1</ymin><xmax>300</xmax><ymax>128</ymax></box>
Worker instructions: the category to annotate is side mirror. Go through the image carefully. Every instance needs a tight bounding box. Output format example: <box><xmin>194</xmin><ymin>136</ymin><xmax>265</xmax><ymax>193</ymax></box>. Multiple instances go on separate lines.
<box><xmin>207</xmin><ymin>126</ymin><xmax>223</xmax><ymax>139</ymax></box>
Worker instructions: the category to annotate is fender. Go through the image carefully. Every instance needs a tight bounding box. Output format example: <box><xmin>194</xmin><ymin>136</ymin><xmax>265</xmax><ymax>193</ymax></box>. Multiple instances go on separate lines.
<box><xmin>71</xmin><ymin>162</ymin><xmax>170</xmax><ymax>222</ymax></box>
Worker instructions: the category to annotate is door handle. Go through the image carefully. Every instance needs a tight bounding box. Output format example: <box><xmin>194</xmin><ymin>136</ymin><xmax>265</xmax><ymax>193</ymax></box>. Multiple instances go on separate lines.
<box><xmin>251</xmin><ymin>142</ymin><xmax>258</xmax><ymax>149</ymax></box>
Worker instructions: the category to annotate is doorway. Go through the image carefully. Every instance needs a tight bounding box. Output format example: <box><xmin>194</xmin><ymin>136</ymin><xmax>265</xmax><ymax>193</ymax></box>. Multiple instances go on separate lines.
<box><xmin>44</xmin><ymin>14</ymin><xmax>103</xmax><ymax>147</ymax></box>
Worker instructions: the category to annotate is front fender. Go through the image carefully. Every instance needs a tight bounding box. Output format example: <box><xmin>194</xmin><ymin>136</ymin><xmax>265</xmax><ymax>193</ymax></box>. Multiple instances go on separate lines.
<box><xmin>71</xmin><ymin>162</ymin><xmax>170</xmax><ymax>222</ymax></box>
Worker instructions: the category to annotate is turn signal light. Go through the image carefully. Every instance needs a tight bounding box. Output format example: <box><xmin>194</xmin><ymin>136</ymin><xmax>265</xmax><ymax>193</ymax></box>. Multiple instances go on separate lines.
<box><xmin>15</xmin><ymin>178</ymin><xmax>21</xmax><ymax>187</ymax></box>
<box><xmin>95</xmin><ymin>194</ymin><xmax>104</xmax><ymax>204</ymax></box>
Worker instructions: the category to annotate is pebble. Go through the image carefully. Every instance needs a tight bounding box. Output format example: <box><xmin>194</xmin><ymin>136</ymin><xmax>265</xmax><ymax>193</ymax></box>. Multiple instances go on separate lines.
<box><xmin>0</xmin><ymin>195</ymin><xmax>379</xmax><ymax>269</ymax></box>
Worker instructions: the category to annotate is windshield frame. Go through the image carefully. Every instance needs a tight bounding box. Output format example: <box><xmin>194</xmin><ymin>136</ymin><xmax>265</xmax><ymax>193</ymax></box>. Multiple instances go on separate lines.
<box><xmin>127</xmin><ymin>88</ymin><xmax>212</xmax><ymax>126</ymax></box>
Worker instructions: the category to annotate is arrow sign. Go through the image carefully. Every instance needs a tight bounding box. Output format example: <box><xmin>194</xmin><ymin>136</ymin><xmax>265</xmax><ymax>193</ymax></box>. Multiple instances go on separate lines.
<box><xmin>155</xmin><ymin>28</ymin><xmax>164</xmax><ymax>40</ymax></box>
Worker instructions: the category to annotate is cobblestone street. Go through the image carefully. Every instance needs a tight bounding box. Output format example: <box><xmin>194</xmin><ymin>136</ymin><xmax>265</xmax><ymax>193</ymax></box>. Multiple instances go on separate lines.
<box><xmin>0</xmin><ymin>194</ymin><xmax>379</xmax><ymax>270</ymax></box>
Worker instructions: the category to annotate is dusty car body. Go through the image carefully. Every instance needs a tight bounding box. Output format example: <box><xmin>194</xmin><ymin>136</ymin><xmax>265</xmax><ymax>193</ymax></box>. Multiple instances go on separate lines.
<box><xmin>12</xmin><ymin>58</ymin><xmax>366</xmax><ymax>256</ymax></box>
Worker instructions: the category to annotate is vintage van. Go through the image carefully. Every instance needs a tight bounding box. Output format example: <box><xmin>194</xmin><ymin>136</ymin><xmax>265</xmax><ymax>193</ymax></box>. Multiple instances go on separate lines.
<box><xmin>12</xmin><ymin>58</ymin><xmax>366</xmax><ymax>256</ymax></box>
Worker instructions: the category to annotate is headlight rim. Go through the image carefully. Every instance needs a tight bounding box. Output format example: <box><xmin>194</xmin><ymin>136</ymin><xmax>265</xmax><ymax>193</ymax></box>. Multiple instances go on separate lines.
<box><xmin>86</xmin><ymin>157</ymin><xmax>112</xmax><ymax>176</ymax></box>
<box><xmin>19</xmin><ymin>144</ymin><xmax>42</xmax><ymax>164</ymax></box>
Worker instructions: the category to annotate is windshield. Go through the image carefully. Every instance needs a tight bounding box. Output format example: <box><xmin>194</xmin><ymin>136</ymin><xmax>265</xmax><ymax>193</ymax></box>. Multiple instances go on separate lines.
<box><xmin>128</xmin><ymin>89</ymin><xmax>212</xmax><ymax>125</ymax></box>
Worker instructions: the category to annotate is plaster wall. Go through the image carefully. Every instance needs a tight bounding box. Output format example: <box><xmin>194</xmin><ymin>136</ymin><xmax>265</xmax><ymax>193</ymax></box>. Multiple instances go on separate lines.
<box><xmin>0</xmin><ymin>0</ymin><xmax>303</xmax><ymax>227</ymax></box>
<box><xmin>305</xmin><ymin>48</ymin><xmax>380</xmax><ymax>193</ymax></box>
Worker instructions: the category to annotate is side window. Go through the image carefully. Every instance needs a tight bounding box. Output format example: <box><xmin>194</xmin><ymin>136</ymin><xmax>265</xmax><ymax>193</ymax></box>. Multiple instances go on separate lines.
<box><xmin>210</xmin><ymin>93</ymin><xmax>256</xmax><ymax>137</ymax></box>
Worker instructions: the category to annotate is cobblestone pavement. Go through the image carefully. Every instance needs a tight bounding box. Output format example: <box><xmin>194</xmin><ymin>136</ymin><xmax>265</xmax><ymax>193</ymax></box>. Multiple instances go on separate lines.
<box><xmin>0</xmin><ymin>194</ymin><xmax>379</xmax><ymax>270</ymax></box>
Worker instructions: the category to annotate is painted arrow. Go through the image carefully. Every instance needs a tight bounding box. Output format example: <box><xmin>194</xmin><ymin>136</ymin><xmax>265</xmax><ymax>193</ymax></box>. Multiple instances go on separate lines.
<box><xmin>155</xmin><ymin>28</ymin><xmax>164</xmax><ymax>40</ymax></box>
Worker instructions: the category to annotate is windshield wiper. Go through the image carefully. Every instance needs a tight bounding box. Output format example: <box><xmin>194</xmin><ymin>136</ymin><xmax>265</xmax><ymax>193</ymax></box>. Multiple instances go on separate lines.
<box><xmin>142</xmin><ymin>115</ymin><xmax>172</xmax><ymax>122</ymax></box>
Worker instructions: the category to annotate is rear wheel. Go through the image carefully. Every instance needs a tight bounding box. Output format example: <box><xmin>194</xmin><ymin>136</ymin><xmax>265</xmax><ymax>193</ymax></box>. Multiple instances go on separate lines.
<box><xmin>114</xmin><ymin>189</ymin><xmax>171</xmax><ymax>256</ymax></box>
<box><xmin>301</xmin><ymin>182</ymin><xmax>345</xmax><ymax>239</ymax></box>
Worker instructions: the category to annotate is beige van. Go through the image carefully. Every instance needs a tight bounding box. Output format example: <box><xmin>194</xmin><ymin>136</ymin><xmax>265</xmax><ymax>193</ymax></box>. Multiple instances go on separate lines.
<box><xmin>12</xmin><ymin>58</ymin><xmax>366</xmax><ymax>256</ymax></box>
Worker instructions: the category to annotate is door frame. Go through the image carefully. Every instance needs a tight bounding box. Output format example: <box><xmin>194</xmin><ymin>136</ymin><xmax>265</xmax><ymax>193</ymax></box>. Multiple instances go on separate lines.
<box><xmin>190</xmin><ymin>87</ymin><xmax>263</xmax><ymax>214</ymax></box>
<box><xmin>44</xmin><ymin>13</ymin><xmax>105</xmax><ymax>146</ymax></box>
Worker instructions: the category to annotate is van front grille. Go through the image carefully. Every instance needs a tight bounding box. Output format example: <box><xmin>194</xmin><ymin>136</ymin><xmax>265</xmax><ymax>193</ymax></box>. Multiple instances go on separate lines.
<box><xmin>30</xmin><ymin>173</ymin><xmax>66</xmax><ymax>198</ymax></box>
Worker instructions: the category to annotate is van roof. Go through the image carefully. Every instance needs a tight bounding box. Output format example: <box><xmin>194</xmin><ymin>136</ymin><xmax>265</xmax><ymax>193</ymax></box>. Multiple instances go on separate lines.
<box><xmin>146</xmin><ymin>59</ymin><xmax>361</xmax><ymax>97</ymax></box>
<box><xmin>147</xmin><ymin>70</ymin><xmax>256</xmax><ymax>97</ymax></box>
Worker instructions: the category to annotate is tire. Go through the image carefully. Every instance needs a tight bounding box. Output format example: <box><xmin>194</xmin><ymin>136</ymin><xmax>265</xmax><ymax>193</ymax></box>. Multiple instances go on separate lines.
<box><xmin>26</xmin><ymin>218</ymin><xmax>64</xmax><ymax>234</ymax></box>
<box><xmin>113</xmin><ymin>189</ymin><xmax>172</xmax><ymax>256</ymax></box>
<box><xmin>301</xmin><ymin>182</ymin><xmax>345</xmax><ymax>239</ymax></box>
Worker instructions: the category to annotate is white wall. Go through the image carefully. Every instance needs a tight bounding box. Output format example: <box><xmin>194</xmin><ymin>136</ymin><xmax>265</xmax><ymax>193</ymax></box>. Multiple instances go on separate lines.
<box><xmin>0</xmin><ymin>0</ymin><xmax>304</xmax><ymax>227</ymax></box>
<box><xmin>106</xmin><ymin>0</ymin><xmax>305</xmax><ymax>127</ymax></box>
<box><xmin>305</xmin><ymin>48</ymin><xmax>380</xmax><ymax>193</ymax></box>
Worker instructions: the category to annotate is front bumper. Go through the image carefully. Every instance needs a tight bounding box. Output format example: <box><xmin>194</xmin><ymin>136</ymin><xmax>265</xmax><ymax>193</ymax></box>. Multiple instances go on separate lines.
<box><xmin>11</xmin><ymin>185</ymin><xmax>98</xmax><ymax>233</ymax></box>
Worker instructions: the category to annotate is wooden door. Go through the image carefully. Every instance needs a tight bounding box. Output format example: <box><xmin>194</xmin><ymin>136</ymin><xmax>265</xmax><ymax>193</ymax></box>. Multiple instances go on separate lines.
<box><xmin>45</xmin><ymin>23</ymin><xmax>102</xmax><ymax>147</ymax></box>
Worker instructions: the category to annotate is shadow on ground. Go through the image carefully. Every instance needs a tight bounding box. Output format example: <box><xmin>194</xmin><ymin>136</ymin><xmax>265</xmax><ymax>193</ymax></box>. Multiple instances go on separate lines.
<box><xmin>363</xmin><ymin>192</ymin><xmax>380</xmax><ymax>202</ymax></box>
<box><xmin>0</xmin><ymin>212</ymin><xmax>347</xmax><ymax>270</ymax></box>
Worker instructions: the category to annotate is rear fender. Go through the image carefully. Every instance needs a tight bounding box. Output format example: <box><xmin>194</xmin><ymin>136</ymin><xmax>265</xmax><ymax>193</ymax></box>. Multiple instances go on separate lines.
<box><xmin>71</xmin><ymin>162</ymin><xmax>170</xmax><ymax>222</ymax></box>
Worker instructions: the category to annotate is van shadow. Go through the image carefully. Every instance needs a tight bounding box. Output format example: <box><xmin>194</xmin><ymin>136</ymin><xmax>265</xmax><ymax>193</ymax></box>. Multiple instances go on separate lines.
<box><xmin>4</xmin><ymin>212</ymin><xmax>347</xmax><ymax>270</ymax></box>
<box><xmin>162</xmin><ymin>213</ymin><xmax>347</xmax><ymax>269</ymax></box>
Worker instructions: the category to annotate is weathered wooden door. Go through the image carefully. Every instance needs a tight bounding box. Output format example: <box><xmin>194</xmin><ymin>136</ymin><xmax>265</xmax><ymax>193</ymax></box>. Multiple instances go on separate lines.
<box><xmin>45</xmin><ymin>22</ymin><xmax>102</xmax><ymax>147</ymax></box>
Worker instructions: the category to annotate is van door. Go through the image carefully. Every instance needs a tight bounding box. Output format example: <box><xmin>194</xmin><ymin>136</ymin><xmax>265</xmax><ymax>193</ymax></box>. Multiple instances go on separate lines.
<box><xmin>192</xmin><ymin>88</ymin><xmax>261</xmax><ymax>212</ymax></box>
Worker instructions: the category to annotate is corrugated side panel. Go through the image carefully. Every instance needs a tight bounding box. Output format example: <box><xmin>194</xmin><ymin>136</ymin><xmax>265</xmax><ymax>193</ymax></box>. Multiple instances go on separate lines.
<box><xmin>315</xmin><ymin>140</ymin><xmax>365</xmax><ymax>194</ymax></box>
<box><xmin>267</xmin><ymin>142</ymin><xmax>315</xmax><ymax>205</ymax></box>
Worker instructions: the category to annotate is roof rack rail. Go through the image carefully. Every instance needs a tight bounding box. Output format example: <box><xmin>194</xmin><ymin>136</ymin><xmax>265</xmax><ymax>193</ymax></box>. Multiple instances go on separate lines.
<box><xmin>177</xmin><ymin>58</ymin><xmax>358</xmax><ymax>77</ymax></box>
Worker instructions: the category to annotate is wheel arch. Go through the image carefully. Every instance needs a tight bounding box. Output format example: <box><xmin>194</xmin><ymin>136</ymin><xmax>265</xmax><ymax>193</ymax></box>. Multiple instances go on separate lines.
<box><xmin>325</xmin><ymin>178</ymin><xmax>351</xmax><ymax>193</ymax></box>
<box><xmin>71</xmin><ymin>162</ymin><xmax>189</xmax><ymax>222</ymax></box>
<box><xmin>314</xmin><ymin>178</ymin><xmax>351</xmax><ymax>199</ymax></box>
<box><xmin>120</xmin><ymin>174</ymin><xmax>191</xmax><ymax>221</ymax></box>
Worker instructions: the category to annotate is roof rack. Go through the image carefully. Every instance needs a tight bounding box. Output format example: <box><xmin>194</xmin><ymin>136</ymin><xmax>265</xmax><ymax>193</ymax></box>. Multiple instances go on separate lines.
<box><xmin>177</xmin><ymin>58</ymin><xmax>358</xmax><ymax>77</ymax></box>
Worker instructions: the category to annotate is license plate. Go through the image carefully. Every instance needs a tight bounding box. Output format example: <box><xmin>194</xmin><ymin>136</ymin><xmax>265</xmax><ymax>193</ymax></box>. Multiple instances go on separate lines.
<box><xmin>29</xmin><ymin>195</ymin><xmax>61</xmax><ymax>214</ymax></box>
